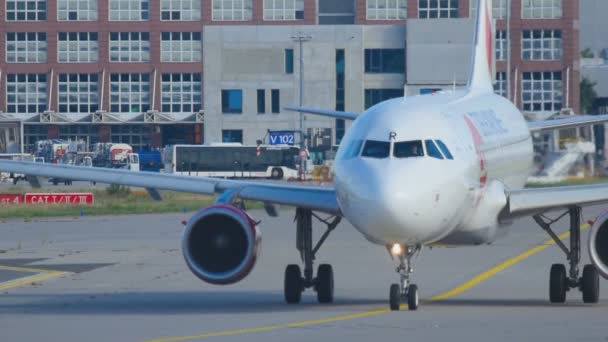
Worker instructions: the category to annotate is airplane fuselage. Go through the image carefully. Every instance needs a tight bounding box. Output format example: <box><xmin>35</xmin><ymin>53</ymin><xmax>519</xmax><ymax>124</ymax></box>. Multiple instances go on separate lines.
<box><xmin>333</xmin><ymin>90</ymin><xmax>534</xmax><ymax>247</ymax></box>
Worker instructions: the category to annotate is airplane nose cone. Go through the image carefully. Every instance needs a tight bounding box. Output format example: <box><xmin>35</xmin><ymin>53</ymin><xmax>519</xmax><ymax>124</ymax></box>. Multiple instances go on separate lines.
<box><xmin>337</xmin><ymin>160</ymin><xmax>441</xmax><ymax>244</ymax></box>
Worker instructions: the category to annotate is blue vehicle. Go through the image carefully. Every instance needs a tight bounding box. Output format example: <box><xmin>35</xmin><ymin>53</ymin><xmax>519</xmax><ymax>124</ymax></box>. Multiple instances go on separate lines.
<box><xmin>138</xmin><ymin>150</ymin><xmax>162</xmax><ymax>172</ymax></box>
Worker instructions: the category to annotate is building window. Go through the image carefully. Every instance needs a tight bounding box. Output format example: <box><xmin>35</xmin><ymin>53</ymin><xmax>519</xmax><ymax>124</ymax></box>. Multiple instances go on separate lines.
<box><xmin>58</xmin><ymin>0</ymin><xmax>97</xmax><ymax>21</ymax></box>
<box><xmin>271</xmin><ymin>89</ymin><xmax>280</xmax><ymax>113</ymax></box>
<box><xmin>161</xmin><ymin>0</ymin><xmax>201</xmax><ymax>20</ymax></box>
<box><xmin>58</xmin><ymin>32</ymin><xmax>98</xmax><ymax>63</ymax></box>
<box><xmin>161</xmin><ymin>32</ymin><xmax>202</xmax><ymax>62</ymax></box>
<box><xmin>365</xmin><ymin>89</ymin><xmax>403</xmax><ymax>109</ymax></box>
<box><xmin>470</xmin><ymin>0</ymin><xmax>509</xmax><ymax>19</ymax></box>
<box><xmin>522</xmin><ymin>0</ymin><xmax>561</xmax><ymax>19</ymax></box>
<box><xmin>109</xmin><ymin>0</ymin><xmax>149</xmax><ymax>21</ymax></box>
<box><xmin>366</xmin><ymin>0</ymin><xmax>407</xmax><ymax>20</ymax></box>
<box><xmin>6</xmin><ymin>32</ymin><xmax>47</xmax><ymax>63</ymax></box>
<box><xmin>109</xmin><ymin>125</ymin><xmax>151</xmax><ymax>148</ymax></box>
<box><xmin>6</xmin><ymin>0</ymin><xmax>47</xmax><ymax>21</ymax></box>
<box><xmin>222</xmin><ymin>90</ymin><xmax>243</xmax><ymax>114</ymax></box>
<box><xmin>522</xmin><ymin>71</ymin><xmax>562</xmax><ymax>113</ymax></box>
<box><xmin>364</xmin><ymin>49</ymin><xmax>405</xmax><ymax>73</ymax></box>
<box><xmin>6</xmin><ymin>74</ymin><xmax>47</xmax><ymax>114</ymax></box>
<box><xmin>496</xmin><ymin>30</ymin><xmax>508</xmax><ymax>61</ymax></box>
<box><xmin>109</xmin><ymin>32</ymin><xmax>150</xmax><ymax>62</ymax></box>
<box><xmin>336</xmin><ymin>49</ymin><xmax>345</xmax><ymax>144</ymax></box>
<box><xmin>222</xmin><ymin>129</ymin><xmax>243</xmax><ymax>143</ymax></box>
<box><xmin>494</xmin><ymin>72</ymin><xmax>507</xmax><ymax>98</ymax></box>
<box><xmin>418</xmin><ymin>0</ymin><xmax>459</xmax><ymax>19</ymax></box>
<box><xmin>285</xmin><ymin>49</ymin><xmax>294</xmax><ymax>74</ymax></box>
<box><xmin>212</xmin><ymin>0</ymin><xmax>252</xmax><ymax>21</ymax></box>
<box><xmin>110</xmin><ymin>73</ymin><xmax>151</xmax><ymax>113</ymax></box>
<box><xmin>58</xmin><ymin>73</ymin><xmax>99</xmax><ymax>114</ymax></box>
<box><xmin>522</xmin><ymin>30</ymin><xmax>562</xmax><ymax>61</ymax></box>
<box><xmin>263</xmin><ymin>0</ymin><xmax>304</xmax><ymax>20</ymax></box>
<box><xmin>161</xmin><ymin>73</ymin><xmax>202</xmax><ymax>113</ymax></box>
<box><xmin>257</xmin><ymin>89</ymin><xmax>265</xmax><ymax>114</ymax></box>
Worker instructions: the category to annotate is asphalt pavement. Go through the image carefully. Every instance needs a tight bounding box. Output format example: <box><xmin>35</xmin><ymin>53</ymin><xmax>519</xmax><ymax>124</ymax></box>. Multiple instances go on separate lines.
<box><xmin>0</xmin><ymin>207</ymin><xmax>606</xmax><ymax>342</ymax></box>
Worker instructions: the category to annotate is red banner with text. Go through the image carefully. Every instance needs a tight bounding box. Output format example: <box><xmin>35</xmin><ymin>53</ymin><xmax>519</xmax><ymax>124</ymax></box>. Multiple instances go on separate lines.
<box><xmin>24</xmin><ymin>193</ymin><xmax>94</xmax><ymax>206</ymax></box>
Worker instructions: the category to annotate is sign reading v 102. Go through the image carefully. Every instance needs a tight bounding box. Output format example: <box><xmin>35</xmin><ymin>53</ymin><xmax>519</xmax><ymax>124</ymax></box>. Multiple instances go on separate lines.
<box><xmin>269</xmin><ymin>131</ymin><xmax>295</xmax><ymax>146</ymax></box>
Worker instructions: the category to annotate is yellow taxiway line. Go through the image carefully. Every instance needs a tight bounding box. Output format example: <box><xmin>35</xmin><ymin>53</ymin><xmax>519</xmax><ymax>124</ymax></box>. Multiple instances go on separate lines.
<box><xmin>0</xmin><ymin>271</ymin><xmax>66</xmax><ymax>292</ymax></box>
<box><xmin>145</xmin><ymin>224</ymin><xmax>589</xmax><ymax>342</ymax></box>
<box><xmin>0</xmin><ymin>264</ymin><xmax>67</xmax><ymax>292</ymax></box>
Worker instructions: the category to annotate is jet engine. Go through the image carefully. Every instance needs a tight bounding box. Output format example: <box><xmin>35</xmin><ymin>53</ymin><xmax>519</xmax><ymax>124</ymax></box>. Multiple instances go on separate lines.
<box><xmin>588</xmin><ymin>211</ymin><xmax>608</xmax><ymax>279</ymax></box>
<box><xmin>182</xmin><ymin>205</ymin><xmax>261</xmax><ymax>285</ymax></box>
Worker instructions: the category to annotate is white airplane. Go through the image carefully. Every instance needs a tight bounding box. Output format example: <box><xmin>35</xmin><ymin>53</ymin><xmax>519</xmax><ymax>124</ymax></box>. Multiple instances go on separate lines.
<box><xmin>1</xmin><ymin>0</ymin><xmax>608</xmax><ymax>311</ymax></box>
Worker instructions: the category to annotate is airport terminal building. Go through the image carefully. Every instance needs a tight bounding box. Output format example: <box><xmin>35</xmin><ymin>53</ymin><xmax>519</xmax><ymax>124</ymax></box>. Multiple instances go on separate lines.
<box><xmin>0</xmin><ymin>0</ymin><xmax>579</xmax><ymax>152</ymax></box>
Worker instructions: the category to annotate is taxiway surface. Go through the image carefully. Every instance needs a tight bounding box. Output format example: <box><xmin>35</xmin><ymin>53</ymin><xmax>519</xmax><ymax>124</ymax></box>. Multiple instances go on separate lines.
<box><xmin>0</xmin><ymin>207</ymin><xmax>606</xmax><ymax>342</ymax></box>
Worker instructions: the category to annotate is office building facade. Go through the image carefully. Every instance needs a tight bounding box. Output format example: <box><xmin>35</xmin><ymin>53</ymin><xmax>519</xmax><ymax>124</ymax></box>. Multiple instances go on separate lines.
<box><xmin>0</xmin><ymin>0</ymin><xmax>579</xmax><ymax>152</ymax></box>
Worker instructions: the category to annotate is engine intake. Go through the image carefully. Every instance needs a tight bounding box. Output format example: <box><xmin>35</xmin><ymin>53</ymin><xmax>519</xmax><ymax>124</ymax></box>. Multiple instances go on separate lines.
<box><xmin>182</xmin><ymin>205</ymin><xmax>260</xmax><ymax>285</ymax></box>
<box><xmin>588</xmin><ymin>211</ymin><xmax>608</xmax><ymax>279</ymax></box>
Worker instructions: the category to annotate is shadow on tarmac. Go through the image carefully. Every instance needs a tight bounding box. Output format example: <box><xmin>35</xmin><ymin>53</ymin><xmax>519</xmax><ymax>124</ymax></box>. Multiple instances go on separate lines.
<box><xmin>0</xmin><ymin>291</ymin><xmax>388</xmax><ymax>315</ymax></box>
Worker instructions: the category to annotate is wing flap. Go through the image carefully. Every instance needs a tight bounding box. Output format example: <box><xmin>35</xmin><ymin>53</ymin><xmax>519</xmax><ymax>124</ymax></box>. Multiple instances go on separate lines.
<box><xmin>528</xmin><ymin>114</ymin><xmax>608</xmax><ymax>132</ymax></box>
<box><xmin>505</xmin><ymin>184</ymin><xmax>608</xmax><ymax>219</ymax></box>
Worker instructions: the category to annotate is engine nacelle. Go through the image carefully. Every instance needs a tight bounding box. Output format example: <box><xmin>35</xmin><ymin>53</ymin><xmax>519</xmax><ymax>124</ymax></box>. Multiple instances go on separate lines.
<box><xmin>588</xmin><ymin>211</ymin><xmax>608</xmax><ymax>279</ymax></box>
<box><xmin>182</xmin><ymin>205</ymin><xmax>261</xmax><ymax>285</ymax></box>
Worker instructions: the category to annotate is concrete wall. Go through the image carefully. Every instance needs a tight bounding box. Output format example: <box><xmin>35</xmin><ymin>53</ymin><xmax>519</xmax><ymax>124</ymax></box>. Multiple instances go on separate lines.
<box><xmin>406</xmin><ymin>18</ymin><xmax>474</xmax><ymax>86</ymax></box>
<box><xmin>203</xmin><ymin>25</ymin><xmax>405</xmax><ymax>145</ymax></box>
<box><xmin>579</xmin><ymin>0</ymin><xmax>608</xmax><ymax>57</ymax></box>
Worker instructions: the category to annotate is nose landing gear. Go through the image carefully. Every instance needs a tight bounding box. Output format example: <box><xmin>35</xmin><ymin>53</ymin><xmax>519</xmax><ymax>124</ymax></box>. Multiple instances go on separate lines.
<box><xmin>389</xmin><ymin>245</ymin><xmax>420</xmax><ymax>311</ymax></box>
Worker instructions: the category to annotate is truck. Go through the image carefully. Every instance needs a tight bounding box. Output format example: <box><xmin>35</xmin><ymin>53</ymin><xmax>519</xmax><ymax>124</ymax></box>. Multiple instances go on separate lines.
<box><xmin>138</xmin><ymin>150</ymin><xmax>162</xmax><ymax>172</ymax></box>
<box><xmin>92</xmin><ymin>143</ymin><xmax>139</xmax><ymax>171</ymax></box>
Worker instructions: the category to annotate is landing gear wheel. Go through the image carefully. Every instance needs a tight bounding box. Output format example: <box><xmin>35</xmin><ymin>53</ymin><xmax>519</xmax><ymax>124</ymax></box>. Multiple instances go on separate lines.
<box><xmin>284</xmin><ymin>264</ymin><xmax>303</xmax><ymax>304</ymax></box>
<box><xmin>407</xmin><ymin>284</ymin><xmax>419</xmax><ymax>311</ymax></box>
<box><xmin>581</xmin><ymin>264</ymin><xmax>600</xmax><ymax>303</ymax></box>
<box><xmin>550</xmin><ymin>264</ymin><xmax>567</xmax><ymax>303</ymax></box>
<box><xmin>389</xmin><ymin>284</ymin><xmax>401</xmax><ymax>311</ymax></box>
<box><xmin>316</xmin><ymin>264</ymin><xmax>334</xmax><ymax>303</ymax></box>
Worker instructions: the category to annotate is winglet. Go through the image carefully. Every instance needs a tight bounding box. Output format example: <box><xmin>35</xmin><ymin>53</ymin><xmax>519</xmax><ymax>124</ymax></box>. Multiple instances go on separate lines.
<box><xmin>467</xmin><ymin>0</ymin><xmax>495</xmax><ymax>93</ymax></box>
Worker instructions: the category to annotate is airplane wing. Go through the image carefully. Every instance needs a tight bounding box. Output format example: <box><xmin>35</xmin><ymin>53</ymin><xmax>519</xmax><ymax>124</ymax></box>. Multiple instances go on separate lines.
<box><xmin>284</xmin><ymin>106</ymin><xmax>358</xmax><ymax>120</ymax></box>
<box><xmin>528</xmin><ymin>114</ymin><xmax>608</xmax><ymax>132</ymax></box>
<box><xmin>503</xmin><ymin>184</ymin><xmax>608</xmax><ymax>220</ymax></box>
<box><xmin>0</xmin><ymin>160</ymin><xmax>341</xmax><ymax>215</ymax></box>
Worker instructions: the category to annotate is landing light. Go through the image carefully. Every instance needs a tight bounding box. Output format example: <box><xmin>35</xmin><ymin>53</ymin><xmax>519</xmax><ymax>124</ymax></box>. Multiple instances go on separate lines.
<box><xmin>391</xmin><ymin>243</ymin><xmax>403</xmax><ymax>256</ymax></box>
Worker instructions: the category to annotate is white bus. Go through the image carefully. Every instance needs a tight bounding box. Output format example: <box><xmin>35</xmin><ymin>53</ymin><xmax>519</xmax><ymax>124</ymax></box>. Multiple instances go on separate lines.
<box><xmin>164</xmin><ymin>144</ymin><xmax>300</xmax><ymax>179</ymax></box>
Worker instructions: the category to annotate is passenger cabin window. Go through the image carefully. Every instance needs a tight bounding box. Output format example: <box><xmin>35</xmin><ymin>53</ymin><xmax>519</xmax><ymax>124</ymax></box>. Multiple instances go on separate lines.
<box><xmin>425</xmin><ymin>140</ymin><xmax>444</xmax><ymax>159</ymax></box>
<box><xmin>362</xmin><ymin>140</ymin><xmax>390</xmax><ymax>158</ymax></box>
<box><xmin>435</xmin><ymin>140</ymin><xmax>453</xmax><ymax>160</ymax></box>
<box><xmin>393</xmin><ymin>140</ymin><xmax>424</xmax><ymax>158</ymax></box>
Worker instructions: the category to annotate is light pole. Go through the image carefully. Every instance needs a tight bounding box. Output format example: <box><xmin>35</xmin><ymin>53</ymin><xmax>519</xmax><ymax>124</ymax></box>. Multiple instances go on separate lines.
<box><xmin>291</xmin><ymin>33</ymin><xmax>312</xmax><ymax>181</ymax></box>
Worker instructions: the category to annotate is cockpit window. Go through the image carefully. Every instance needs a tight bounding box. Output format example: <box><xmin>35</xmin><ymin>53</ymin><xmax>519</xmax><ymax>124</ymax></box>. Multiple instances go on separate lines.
<box><xmin>361</xmin><ymin>140</ymin><xmax>390</xmax><ymax>159</ymax></box>
<box><xmin>393</xmin><ymin>140</ymin><xmax>424</xmax><ymax>158</ymax></box>
<box><xmin>435</xmin><ymin>140</ymin><xmax>454</xmax><ymax>160</ymax></box>
<box><xmin>425</xmin><ymin>140</ymin><xmax>444</xmax><ymax>160</ymax></box>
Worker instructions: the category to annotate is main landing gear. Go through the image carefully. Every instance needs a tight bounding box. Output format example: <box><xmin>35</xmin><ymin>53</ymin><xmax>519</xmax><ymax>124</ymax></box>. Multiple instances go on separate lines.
<box><xmin>533</xmin><ymin>206</ymin><xmax>600</xmax><ymax>304</ymax></box>
<box><xmin>389</xmin><ymin>245</ymin><xmax>420</xmax><ymax>311</ymax></box>
<box><xmin>284</xmin><ymin>208</ymin><xmax>341</xmax><ymax>304</ymax></box>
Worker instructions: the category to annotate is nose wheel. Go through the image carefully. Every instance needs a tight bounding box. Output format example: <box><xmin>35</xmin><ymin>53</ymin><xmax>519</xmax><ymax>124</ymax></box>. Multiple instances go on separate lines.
<box><xmin>389</xmin><ymin>245</ymin><xmax>420</xmax><ymax>311</ymax></box>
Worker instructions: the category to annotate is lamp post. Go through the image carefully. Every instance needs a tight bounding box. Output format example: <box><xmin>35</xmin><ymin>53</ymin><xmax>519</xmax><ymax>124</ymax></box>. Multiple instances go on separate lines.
<box><xmin>291</xmin><ymin>33</ymin><xmax>312</xmax><ymax>181</ymax></box>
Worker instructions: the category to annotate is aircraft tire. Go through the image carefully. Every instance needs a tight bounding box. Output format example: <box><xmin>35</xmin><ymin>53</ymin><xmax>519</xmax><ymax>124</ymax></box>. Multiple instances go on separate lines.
<box><xmin>316</xmin><ymin>264</ymin><xmax>334</xmax><ymax>303</ymax></box>
<box><xmin>389</xmin><ymin>284</ymin><xmax>400</xmax><ymax>311</ymax></box>
<box><xmin>581</xmin><ymin>264</ymin><xmax>600</xmax><ymax>303</ymax></box>
<box><xmin>550</xmin><ymin>264</ymin><xmax>567</xmax><ymax>303</ymax></box>
<box><xmin>284</xmin><ymin>264</ymin><xmax>303</xmax><ymax>304</ymax></box>
<box><xmin>407</xmin><ymin>284</ymin><xmax>419</xmax><ymax>311</ymax></box>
